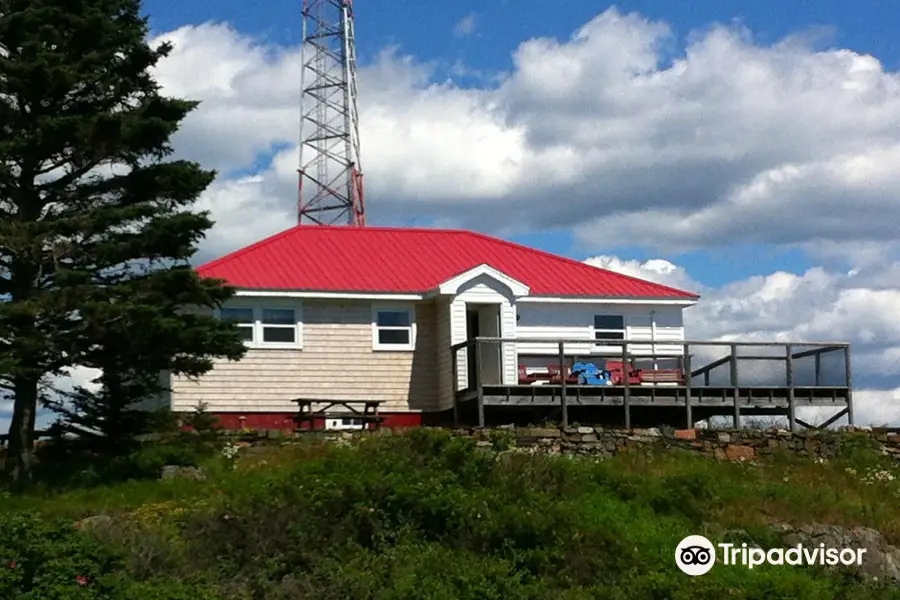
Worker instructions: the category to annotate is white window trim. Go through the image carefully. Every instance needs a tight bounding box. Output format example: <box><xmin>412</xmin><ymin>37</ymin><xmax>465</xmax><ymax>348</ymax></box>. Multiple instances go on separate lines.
<box><xmin>592</xmin><ymin>314</ymin><xmax>626</xmax><ymax>349</ymax></box>
<box><xmin>372</xmin><ymin>304</ymin><xmax>416</xmax><ymax>351</ymax></box>
<box><xmin>217</xmin><ymin>302</ymin><xmax>303</xmax><ymax>350</ymax></box>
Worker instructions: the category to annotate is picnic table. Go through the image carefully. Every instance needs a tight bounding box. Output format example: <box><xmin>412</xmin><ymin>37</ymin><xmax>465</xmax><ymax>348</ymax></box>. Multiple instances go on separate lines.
<box><xmin>292</xmin><ymin>398</ymin><xmax>384</xmax><ymax>430</ymax></box>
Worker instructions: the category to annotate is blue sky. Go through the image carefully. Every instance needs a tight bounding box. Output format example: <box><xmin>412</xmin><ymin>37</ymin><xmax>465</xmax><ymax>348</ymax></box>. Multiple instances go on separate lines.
<box><xmin>145</xmin><ymin>0</ymin><xmax>900</xmax><ymax>72</ymax></box>
<box><xmin>142</xmin><ymin>0</ymin><xmax>900</xmax><ymax>288</ymax></box>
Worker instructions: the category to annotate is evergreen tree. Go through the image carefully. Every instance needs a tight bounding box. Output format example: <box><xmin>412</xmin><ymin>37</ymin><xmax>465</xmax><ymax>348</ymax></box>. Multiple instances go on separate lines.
<box><xmin>45</xmin><ymin>268</ymin><xmax>245</xmax><ymax>454</ymax></box>
<box><xmin>0</xmin><ymin>0</ymin><xmax>246</xmax><ymax>485</ymax></box>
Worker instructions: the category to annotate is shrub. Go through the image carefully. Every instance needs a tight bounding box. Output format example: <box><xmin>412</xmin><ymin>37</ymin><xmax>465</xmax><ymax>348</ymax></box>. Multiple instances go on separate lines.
<box><xmin>0</xmin><ymin>513</ymin><xmax>120</xmax><ymax>598</ymax></box>
<box><xmin>31</xmin><ymin>440</ymin><xmax>204</xmax><ymax>490</ymax></box>
<box><xmin>5</xmin><ymin>431</ymin><xmax>900</xmax><ymax>598</ymax></box>
<box><xmin>0</xmin><ymin>513</ymin><xmax>228</xmax><ymax>600</ymax></box>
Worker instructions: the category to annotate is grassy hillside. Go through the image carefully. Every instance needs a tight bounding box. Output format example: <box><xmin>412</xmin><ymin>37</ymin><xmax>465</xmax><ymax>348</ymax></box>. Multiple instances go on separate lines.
<box><xmin>2</xmin><ymin>429</ymin><xmax>900</xmax><ymax>599</ymax></box>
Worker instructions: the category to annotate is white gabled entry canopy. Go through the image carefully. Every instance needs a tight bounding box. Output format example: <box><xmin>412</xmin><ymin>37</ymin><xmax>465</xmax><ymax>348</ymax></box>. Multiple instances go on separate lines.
<box><xmin>428</xmin><ymin>263</ymin><xmax>531</xmax><ymax>298</ymax></box>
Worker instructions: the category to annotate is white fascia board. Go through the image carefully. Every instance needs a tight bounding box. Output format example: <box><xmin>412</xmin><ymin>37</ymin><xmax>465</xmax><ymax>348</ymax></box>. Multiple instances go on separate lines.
<box><xmin>234</xmin><ymin>289</ymin><xmax>425</xmax><ymax>301</ymax></box>
<box><xmin>517</xmin><ymin>296</ymin><xmax>699</xmax><ymax>306</ymax></box>
<box><xmin>433</xmin><ymin>263</ymin><xmax>530</xmax><ymax>297</ymax></box>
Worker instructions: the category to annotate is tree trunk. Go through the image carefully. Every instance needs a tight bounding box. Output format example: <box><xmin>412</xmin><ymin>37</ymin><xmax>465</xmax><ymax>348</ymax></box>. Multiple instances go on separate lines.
<box><xmin>4</xmin><ymin>377</ymin><xmax>39</xmax><ymax>488</ymax></box>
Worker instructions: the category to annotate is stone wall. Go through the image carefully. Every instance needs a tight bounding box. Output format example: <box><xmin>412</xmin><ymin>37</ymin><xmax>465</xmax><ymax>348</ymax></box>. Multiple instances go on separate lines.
<box><xmin>215</xmin><ymin>425</ymin><xmax>900</xmax><ymax>461</ymax></box>
<box><xmin>459</xmin><ymin>426</ymin><xmax>900</xmax><ymax>461</ymax></box>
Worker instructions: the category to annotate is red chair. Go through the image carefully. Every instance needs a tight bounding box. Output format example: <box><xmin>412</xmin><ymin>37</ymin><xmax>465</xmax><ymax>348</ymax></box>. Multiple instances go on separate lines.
<box><xmin>605</xmin><ymin>360</ymin><xmax>642</xmax><ymax>385</ymax></box>
<box><xmin>518</xmin><ymin>364</ymin><xmax>538</xmax><ymax>384</ymax></box>
<box><xmin>548</xmin><ymin>364</ymin><xmax>579</xmax><ymax>385</ymax></box>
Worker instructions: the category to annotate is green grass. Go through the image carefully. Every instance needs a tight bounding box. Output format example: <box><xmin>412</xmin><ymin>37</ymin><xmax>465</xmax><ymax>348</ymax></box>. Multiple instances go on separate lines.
<box><xmin>2</xmin><ymin>429</ymin><xmax>900</xmax><ymax>599</ymax></box>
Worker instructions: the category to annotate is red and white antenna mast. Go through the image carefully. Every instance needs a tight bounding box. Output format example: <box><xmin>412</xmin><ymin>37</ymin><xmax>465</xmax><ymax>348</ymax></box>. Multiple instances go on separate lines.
<box><xmin>298</xmin><ymin>0</ymin><xmax>365</xmax><ymax>225</ymax></box>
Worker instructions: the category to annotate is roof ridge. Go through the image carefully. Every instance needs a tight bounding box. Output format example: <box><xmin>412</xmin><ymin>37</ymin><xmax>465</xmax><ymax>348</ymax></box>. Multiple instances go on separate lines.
<box><xmin>462</xmin><ymin>229</ymin><xmax>699</xmax><ymax>298</ymax></box>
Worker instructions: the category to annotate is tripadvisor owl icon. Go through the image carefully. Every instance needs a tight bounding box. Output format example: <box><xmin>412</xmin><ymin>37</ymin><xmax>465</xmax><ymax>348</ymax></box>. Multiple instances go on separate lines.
<box><xmin>676</xmin><ymin>535</ymin><xmax>716</xmax><ymax>576</ymax></box>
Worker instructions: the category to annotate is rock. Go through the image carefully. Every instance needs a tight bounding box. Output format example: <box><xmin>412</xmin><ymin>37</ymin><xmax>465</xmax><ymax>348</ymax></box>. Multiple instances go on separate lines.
<box><xmin>774</xmin><ymin>523</ymin><xmax>900</xmax><ymax>584</ymax></box>
<box><xmin>577</xmin><ymin>426</ymin><xmax>594</xmax><ymax>435</ymax></box>
<box><xmin>527</xmin><ymin>428</ymin><xmax>560</xmax><ymax>439</ymax></box>
<box><xmin>160</xmin><ymin>465</ymin><xmax>206</xmax><ymax>481</ymax></box>
<box><xmin>659</xmin><ymin>425</ymin><xmax>676</xmax><ymax>438</ymax></box>
<box><xmin>674</xmin><ymin>429</ymin><xmax>697</xmax><ymax>440</ymax></box>
<box><xmin>725</xmin><ymin>445</ymin><xmax>756</xmax><ymax>461</ymax></box>
<box><xmin>718</xmin><ymin>432</ymin><xmax>731</xmax><ymax>443</ymax></box>
<box><xmin>75</xmin><ymin>514</ymin><xmax>113</xmax><ymax>531</ymax></box>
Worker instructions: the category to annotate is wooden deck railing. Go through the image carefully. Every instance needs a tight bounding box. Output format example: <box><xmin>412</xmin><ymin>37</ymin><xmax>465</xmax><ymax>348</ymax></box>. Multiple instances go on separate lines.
<box><xmin>450</xmin><ymin>338</ymin><xmax>852</xmax><ymax>429</ymax></box>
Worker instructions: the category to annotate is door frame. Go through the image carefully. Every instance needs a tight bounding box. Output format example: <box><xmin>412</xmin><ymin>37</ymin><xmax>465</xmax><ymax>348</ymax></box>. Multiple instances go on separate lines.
<box><xmin>466</xmin><ymin>302</ymin><xmax>503</xmax><ymax>386</ymax></box>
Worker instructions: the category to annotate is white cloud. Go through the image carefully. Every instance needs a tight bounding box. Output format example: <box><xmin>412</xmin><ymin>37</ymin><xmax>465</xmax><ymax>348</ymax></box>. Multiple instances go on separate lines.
<box><xmin>590</xmin><ymin>255</ymin><xmax>900</xmax><ymax>426</ymax></box>
<box><xmin>584</xmin><ymin>255</ymin><xmax>702</xmax><ymax>295</ymax></box>
<box><xmin>146</xmin><ymin>9</ymin><xmax>900</xmax><ymax>261</ymax></box>
<box><xmin>454</xmin><ymin>13</ymin><xmax>478</xmax><ymax>37</ymax></box>
<box><xmin>0</xmin><ymin>366</ymin><xmax>101</xmax><ymax>436</ymax></box>
<box><xmin>48</xmin><ymin>366</ymin><xmax>103</xmax><ymax>396</ymax></box>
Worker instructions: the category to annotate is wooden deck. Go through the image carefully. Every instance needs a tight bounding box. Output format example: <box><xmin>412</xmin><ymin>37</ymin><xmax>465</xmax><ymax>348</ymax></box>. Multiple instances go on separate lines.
<box><xmin>451</xmin><ymin>337</ymin><xmax>853</xmax><ymax>431</ymax></box>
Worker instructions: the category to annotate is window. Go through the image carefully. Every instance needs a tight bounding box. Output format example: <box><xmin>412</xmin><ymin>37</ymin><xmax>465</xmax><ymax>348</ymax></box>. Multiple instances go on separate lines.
<box><xmin>219</xmin><ymin>304</ymin><xmax>302</xmax><ymax>348</ymax></box>
<box><xmin>373</xmin><ymin>307</ymin><xmax>415</xmax><ymax>350</ymax></box>
<box><xmin>594</xmin><ymin>315</ymin><xmax>625</xmax><ymax>341</ymax></box>
<box><xmin>262</xmin><ymin>308</ymin><xmax>297</xmax><ymax>343</ymax></box>
<box><xmin>221</xmin><ymin>308</ymin><xmax>255</xmax><ymax>342</ymax></box>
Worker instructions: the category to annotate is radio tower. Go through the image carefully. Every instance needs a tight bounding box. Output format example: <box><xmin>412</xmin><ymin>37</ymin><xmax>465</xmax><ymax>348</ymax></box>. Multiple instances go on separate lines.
<box><xmin>297</xmin><ymin>0</ymin><xmax>365</xmax><ymax>225</ymax></box>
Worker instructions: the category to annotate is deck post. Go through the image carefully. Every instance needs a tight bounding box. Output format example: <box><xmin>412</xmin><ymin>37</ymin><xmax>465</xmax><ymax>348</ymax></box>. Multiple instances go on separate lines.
<box><xmin>814</xmin><ymin>351</ymin><xmax>821</xmax><ymax>386</ymax></box>
<box><xmin>786</xmin><ymin>344</ymin><xmax>796</xmax><ymax>432</ymax></box>
<box><xmin>475</xmin><ymin>340</ymin><xmax>485</xmax><ymax>428</ymax></box>
<box><xmin>558</xmin><ymin>342</ymin><xmax>568</xmax><ymax>428</ymax></box>
<box><xmin>683</xmin><ymin>342</ymin><xmax>692</xmax><ymax>429</ymax></box>
<box><xmin>451</xmin><ymin>345</ymin><xmax>459</xmax><ymax>427</ymax></box>
<box><xmin>845</xmin><ymin>345</ymin><xmax>854</xmax><ymax>426</ymax></box>
<box><xmin>730</xmin><ymin>343</ymin><xmax>740</xmax><ymax>428</ymax></box>
<box><xmin>622</xmin><ymin>342</ymin><xmax>631</xmax><ymax>429</ymax></box>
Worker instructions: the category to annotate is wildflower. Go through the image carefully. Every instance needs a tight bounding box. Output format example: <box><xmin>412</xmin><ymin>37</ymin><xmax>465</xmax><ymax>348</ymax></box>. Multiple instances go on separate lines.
<box><xmin>221</xmin><ymin>443</ymin><xmax>240</xmax><ymax>460</ymax></box>
<box><xmin>76</xmin><ymin>576</ymin><xmax>88</xmax><ymax>586</ymax></box>
<box><xmin>9</xmin><ymin>561</ymin><xmax>16</xmax><ymax>569</ymax></box>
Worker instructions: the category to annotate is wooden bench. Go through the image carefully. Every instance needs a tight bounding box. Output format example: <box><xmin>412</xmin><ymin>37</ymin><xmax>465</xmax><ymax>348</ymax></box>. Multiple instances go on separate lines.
<box><xmin>639</xmin><ymin>369</ymin><xmax>685</xmax><ymax>385</ymax></box>
<box><xmin>292</xmin><ymin>398</ymin><xmax>384</xmax><ymax>430</ymax></box>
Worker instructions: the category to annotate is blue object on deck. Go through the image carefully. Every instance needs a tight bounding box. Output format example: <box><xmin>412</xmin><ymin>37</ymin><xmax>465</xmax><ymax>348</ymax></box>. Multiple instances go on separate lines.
<box><xmin>572</xmin><ymin>362</ymin><xmax>613</xmax><ymax>385</ymax></box>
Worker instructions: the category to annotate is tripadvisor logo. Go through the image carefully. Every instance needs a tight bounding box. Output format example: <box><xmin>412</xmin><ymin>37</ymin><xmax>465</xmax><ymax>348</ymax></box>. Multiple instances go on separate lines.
<box><xmin>676</xmin><ymin>535</ymin><xmax>716</xmax><ymax>576</ymax></box>
<box><xmin>675</xmin><ymin>535</ymin><xmax>868</xmax><ymax>575</ymax></box>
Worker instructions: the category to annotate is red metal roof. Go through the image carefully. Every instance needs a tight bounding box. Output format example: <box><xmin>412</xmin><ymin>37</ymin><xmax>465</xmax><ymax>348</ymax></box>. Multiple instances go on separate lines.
<box><xmin>196</xmin><ymin>225</ymin><xmax>699</xmax><ymax>299</ymax></box>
